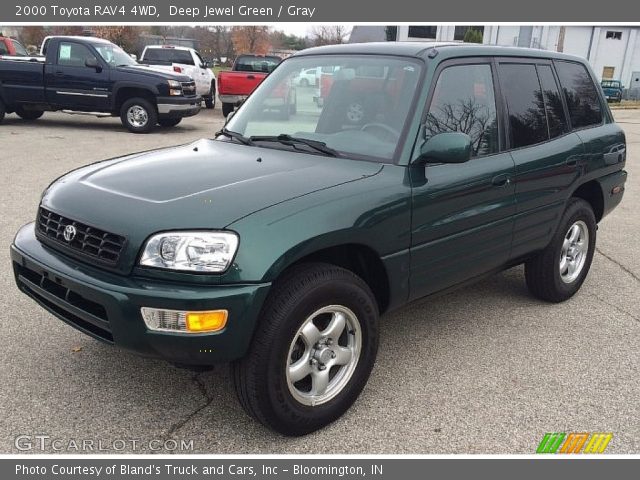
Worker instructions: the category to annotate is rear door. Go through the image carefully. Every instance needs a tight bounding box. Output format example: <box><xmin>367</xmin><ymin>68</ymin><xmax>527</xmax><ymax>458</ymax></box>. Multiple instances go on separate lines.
<box><xmin>497</xmin><ymin>60</ymin><xmax>585</xmax><ymax>259</ymax></box>
<box><xmin>409</xmin><ymin>59</ymin><xmax>517</xmax><ymax>300</ymax></box>
<box><xmin>553</xmin><ymin>60</ymin><xmax>626</xmax><ymax>183</ymax></box>
<box><xmin>44</xmin><ymin>40</ymin><xmax>111</xmax><ymax>110</ymax></box>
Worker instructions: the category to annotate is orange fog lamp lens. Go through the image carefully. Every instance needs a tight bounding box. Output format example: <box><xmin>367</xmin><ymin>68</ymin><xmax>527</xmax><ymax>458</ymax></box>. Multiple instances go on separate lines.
<box><xmin>186</xmin><ymin>310</ymin><xmax>228</xmax><ymax>332</ymax></box>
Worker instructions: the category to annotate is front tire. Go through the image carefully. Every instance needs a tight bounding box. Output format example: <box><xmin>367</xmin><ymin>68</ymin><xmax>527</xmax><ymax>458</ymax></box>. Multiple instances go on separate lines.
<box><xmin>15</xmin><ymin>107</ymin><xmax>44</xmax><ymax>121</ymax></box>
<box><xmin>525</xmin><ymin>198</ymin><xmax>596</xmax><ymax>302</ymax></box>
<box><xmin>120</xmin><ymin>97</ymin><xmax>157</xmax><ymax>134</ymax></box>
<box><xmin>232</xmin><ymin>263</ymin><xmax>379</xmax><ymax>436</ymax></box>
<box><xmin>205</xmin><ymin>82</ymin><xmax>216</xmax><ymax>109</ymax></box>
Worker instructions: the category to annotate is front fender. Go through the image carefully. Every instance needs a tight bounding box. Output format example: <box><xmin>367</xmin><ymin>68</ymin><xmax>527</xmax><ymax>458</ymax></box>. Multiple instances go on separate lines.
<box><xmin>222</xmin><ymin>164</ymin><xmax>411</xmax><ymax>284</ymax></box>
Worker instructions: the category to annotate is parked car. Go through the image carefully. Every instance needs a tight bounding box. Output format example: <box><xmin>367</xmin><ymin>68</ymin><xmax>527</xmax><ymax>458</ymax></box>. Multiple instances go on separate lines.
<box><xmin>0</xmin><ymin>36</ymin><xmax>201</xmax><ymax>133</ymax></box>
<box><xmin>217</xmin><ymin>54</ymin><xmax>282</xmax><ymax>117</ymax></box>
<box><xmin>294</xmin><ymin>67</ymin><xmax>318</xmax><ymax>87</ymax></box>
<box><xmin>0</xmin><ymin>34</ymin><xmax>29</xmax><ymax>57</ymax></box>
<box><xmin>601</xmin><ymin>79</ymin><xmax>623</xmax><ymax>102</ymax></box>
<box><xmin>11</xmin><ymin>42</ymin><xmax>627</xmax><ymax>436</ymax></box>
<box><xmin>139</xmin><ymin>45</ymin><xmax>217</xmax><ymax>109</ymax></box>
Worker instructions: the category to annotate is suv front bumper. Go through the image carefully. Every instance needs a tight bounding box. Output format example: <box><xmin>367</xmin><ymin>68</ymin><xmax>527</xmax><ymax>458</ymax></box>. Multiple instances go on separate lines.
<box><xmin>11</xmin><ymin>223</ymin><xmax>270</xmax><ymax>365</ymax></box>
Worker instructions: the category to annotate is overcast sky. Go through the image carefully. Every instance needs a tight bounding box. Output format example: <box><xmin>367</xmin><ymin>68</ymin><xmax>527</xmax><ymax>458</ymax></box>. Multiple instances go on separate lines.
<box><xmin>276</xmin><ymin>24</ymin><xmax>354</xmax><ymax>38</ymax></box>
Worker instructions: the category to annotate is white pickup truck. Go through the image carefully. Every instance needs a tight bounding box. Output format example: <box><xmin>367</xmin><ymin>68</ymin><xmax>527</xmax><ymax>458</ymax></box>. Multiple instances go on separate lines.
<box><xmin>139</xmin><ymin>45</ymin><xmax>216</xmax><ymax>109</ymax></box>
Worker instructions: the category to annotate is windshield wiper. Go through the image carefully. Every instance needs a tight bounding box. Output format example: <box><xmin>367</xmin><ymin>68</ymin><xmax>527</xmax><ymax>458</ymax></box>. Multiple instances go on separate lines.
<box><xmin>216</xmin><ymin>127</ymin><xmax>254</xmax><ymax>146</ymax></box>
<box><xmin>249</xmin><ymin>134</ymin><xmax>339</xmax><ymax>157</ymax></box>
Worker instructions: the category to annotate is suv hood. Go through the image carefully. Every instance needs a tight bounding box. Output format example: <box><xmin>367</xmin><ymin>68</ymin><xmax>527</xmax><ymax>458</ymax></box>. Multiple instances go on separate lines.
<box><xmin>40</xmin><ymin>140</ymin><xmax>382</xmax><ymax>272</ymax></box>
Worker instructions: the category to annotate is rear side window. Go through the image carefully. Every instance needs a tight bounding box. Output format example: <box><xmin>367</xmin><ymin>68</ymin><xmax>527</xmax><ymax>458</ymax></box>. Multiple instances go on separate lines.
<box><xmin>425</xmin><ymin>64</ymin><xmax>499</xmax><ymax>157</ymax></box>
<box><xmin>143</xmin><ymin>48</ymin><xmax>194</xmax><ymax>66</ymax></box>
<box><xmin>13</xmin><ymin>40</ymin><xmax>28</xmax><ymax>56</ymax></box>
<box><xmin>555</xmin><ymin>61</ymin><xmax>602</xmax><ymax>129</ymax></box>
<box><xmin>0</xmin><ymin>42</ymin><xmax>8</xmax><ymax>55</ymax></box>
<box><xmin>537</xmin><ymin>65</ymin><xmax>568</xmax><ymax>139</ymax></box>
<box><xmin>500</xmin><ymin>63</ymin><xmax>548</xmax><ymax>148</ymax></box>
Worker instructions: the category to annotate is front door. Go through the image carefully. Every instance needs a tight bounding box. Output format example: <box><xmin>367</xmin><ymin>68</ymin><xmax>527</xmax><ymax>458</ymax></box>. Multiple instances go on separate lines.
<box><xmin>45</xmin><ymin>40</ymin><xmax>111</xmax><ymax>111</ymax></box>
<box><xmin>409</xmin><ymin>60</ymin><xmax>516</xmax><ymax>301</ymax></box>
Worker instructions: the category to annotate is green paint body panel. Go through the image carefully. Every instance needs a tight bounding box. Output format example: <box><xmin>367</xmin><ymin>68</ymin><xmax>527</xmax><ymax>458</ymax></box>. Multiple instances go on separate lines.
<box><xmin>11</xmin><ymin>43</ymin><xmax>628</xmax><ymax>365</ymax></box>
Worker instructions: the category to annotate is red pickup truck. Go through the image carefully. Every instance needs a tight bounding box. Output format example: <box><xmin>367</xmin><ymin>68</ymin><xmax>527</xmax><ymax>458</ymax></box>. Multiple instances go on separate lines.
<box><xmin>0</xmin><ymin>34</ymin><xmax>29</xmax><ymax>57</ymax></box>
<box><xmin>217</xmin><ymin>54</ymin><xmax>281</xmax><ymax>117</ymax></box>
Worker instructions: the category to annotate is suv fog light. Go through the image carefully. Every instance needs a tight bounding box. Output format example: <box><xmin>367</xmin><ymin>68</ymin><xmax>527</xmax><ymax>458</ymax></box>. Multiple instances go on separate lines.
<box><xmin>141</xmin><ymin>308</ymin><xmax>228</xmax><ymax>333</ymax></box>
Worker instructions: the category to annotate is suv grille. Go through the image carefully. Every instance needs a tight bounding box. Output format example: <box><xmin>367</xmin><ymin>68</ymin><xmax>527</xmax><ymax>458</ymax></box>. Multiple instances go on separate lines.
<box><xmin>36</xmin><ymin>207</ymin><xmax>126</xmax><ymax>265</ymax></box>
<box><xmin>181</xmin><ymin>81</ymin><xmax>197</xmax><ymax>97</ymax></box>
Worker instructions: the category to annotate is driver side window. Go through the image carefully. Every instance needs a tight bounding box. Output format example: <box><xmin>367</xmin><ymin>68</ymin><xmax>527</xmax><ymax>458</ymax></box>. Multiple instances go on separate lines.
<box><xmin>426</xmin><ymin>64</ymin><xmax>499</xmax><ymax>157</ymax></box>
<box><xmin>58</xmin><ymin>42</ymin><xmax>94</xmax><ymax>68</ymax></box>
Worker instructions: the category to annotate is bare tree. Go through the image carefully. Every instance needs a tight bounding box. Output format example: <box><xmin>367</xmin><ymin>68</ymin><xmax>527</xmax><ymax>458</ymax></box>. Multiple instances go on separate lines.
<box><xmin>310</xmin><ymin>26</ymin><xmax>351</xmax><ymax>46</ymax></box>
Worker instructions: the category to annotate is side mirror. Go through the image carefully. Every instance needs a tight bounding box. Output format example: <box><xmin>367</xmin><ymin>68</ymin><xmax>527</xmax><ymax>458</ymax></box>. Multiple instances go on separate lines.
<box><xmin>415</xmin><ymin>132</ymin><xmax>472</xmax><ymax>165</ymax></box>
<box><xmin>85</xmin><ymin>56</ymin><xmax>101</xmax><ymax>72</ymax></box>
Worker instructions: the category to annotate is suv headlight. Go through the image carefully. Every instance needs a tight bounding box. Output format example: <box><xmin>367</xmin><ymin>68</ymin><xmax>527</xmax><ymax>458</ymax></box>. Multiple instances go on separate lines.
<box><xmin>139</xmin><ymin>231</ymin><xmax>239</xmax><ymax>273</ymax></box>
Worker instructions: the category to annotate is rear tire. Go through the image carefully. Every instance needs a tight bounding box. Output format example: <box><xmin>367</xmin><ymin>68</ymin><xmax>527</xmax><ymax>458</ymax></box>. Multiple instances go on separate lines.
<box><xmin>120</xmin><ymin>97</ymin><xmax>157</xmax><ymax>134</ymax></box>
<box><xmin>232</xmin><ymin>263</ymin><xmax>379</xmax><ymax>436</ymax></box>
<box><xmin>222</xmin><ymin>102</ymin><xmax>234</xmax><ymax>118</ymax></box>
<box><xmin>158</xmin><ymin>118</ymin><xmax>182</xmax><ymax>127</ymax></box>
<box><xmin>525</xmin><ymin>198</ymin><xmax>596</xmax><ymax>302</ymax></box>
<box><xmin>15</xmin><ymin>107</ymin><xmax>44</xmax><ymax>121</ymax></box>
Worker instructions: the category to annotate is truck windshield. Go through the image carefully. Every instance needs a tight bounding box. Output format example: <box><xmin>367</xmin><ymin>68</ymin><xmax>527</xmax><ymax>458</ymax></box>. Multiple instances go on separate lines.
<box><xmin>225</xmin><ymin>55</ymin><xmax>423</xmax><ymax>162</ymax></box>
<box><xmin>94</xmin><ymin>43</ymin><xmax>137</xmax><ymax>67</ymax></box>
<box><xmin>601</xmin><ymin>81</ymin><xmax>620</xmax><ymax>88</ymax></box>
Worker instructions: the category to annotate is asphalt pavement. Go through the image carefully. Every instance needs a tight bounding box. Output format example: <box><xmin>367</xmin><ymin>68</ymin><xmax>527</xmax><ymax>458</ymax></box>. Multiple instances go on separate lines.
<box><xmin>0</xmin><ymin>107</ymin><xmax>638</xmax><ymax>454</ymax></box>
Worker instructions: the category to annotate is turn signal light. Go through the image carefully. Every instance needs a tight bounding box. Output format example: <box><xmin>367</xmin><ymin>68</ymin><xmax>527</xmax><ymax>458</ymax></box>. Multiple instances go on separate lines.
<box><xmin>186</xmin><ymin>311</ymin><xmax>228</xmax><ymax>332</ymax></box>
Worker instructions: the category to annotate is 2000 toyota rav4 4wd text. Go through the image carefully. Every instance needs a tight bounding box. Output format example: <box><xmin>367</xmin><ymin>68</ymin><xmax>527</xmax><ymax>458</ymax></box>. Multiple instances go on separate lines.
<box><xmin>11</xmin><ymin>43</ymin><xmax>627</xmax><ymax>436</ymax></box>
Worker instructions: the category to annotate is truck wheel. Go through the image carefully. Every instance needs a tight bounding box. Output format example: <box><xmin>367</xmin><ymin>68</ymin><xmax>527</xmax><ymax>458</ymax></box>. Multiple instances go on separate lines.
<box><xmin>205</xmin><ymin>82</ymin><xmax>216</xmax><ymax>109</ymax></box>
<box><xmin>525</xmin><ymin>198</ymin><xmax>596</xmax><ymax>303</ymax></box>
<box><xmin>222</xmin><ymin>103</ymin><xmax>234</xmax><ymax>118</ymax></box>
<box><xmin>15</xmin><ymin>107</ymin><xmax>44</xmax><ymax>121</ymax></box>
<box><xmin>158</xmin><ymin>118</ymin><xmax>182</xmax><ymax>127</ymax></box>
<box><xmin>232</xmin><ymin>263</ymin><xmax>379</xmax><ymax>436</ymax></box>
<box><xmin>120</xmin><ymin>98</ymin><xmax>157</xmax><ymax>134</ymax></box>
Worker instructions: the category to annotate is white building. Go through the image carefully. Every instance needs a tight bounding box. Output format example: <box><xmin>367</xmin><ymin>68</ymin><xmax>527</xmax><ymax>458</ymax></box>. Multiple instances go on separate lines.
<box><xmin>396</xmin><ymin>25</ymin><xmax>640</xmax><ymax>90</ymax></box>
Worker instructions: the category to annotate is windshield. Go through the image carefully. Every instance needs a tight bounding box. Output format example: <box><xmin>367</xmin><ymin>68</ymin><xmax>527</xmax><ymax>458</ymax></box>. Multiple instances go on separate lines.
<box><xmin>94</xmin><ymin>43</ymin><xmax>137</xmax><ymax>67</ymax></box>
<box><xmin>601</xmin><ymin>81</ymin><xmax>620</xmax><ymax>88</ymax></box>
<box><xmin>225</xmin><ymin>55</ymin><xmax>423</xmax><ymax>162</ymax></box>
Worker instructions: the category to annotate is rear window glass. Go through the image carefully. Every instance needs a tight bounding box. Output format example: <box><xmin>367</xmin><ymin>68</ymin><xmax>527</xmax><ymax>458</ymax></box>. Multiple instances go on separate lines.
<box><xmin>234</xmin><ymin>55</ymin><xmax>281</xmax><ymax>73</ymax></box>
<box><xmin>500</xmin><ymin>63</ymin><xmax>548</xmax><ymax>149</ymax></box>
<box><xmin>0</xmin><ymin>42</ymin><xmax>8</xmax><ymax>55</ymax></box>
<box><xmin>13</xmin><ymin>40</ymin><xmax>28</xmax><ymax>56</ymax></box>
<box><xmin>537</xmin><ymin>65</ymin><xmax>568</xmax><ymax>139</ymax></box>
<box><xmin>555</xmin><ymin>61</ymin><xmax>602</xmax><ymax>129</ymax></box>
<box><xmin>143</xmin><ymin>48</ymin><xmax>194</xmax><ymax>66</ymax></box>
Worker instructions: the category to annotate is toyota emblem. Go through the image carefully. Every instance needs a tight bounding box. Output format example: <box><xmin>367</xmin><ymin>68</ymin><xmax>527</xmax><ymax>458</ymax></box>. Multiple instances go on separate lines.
<box><xmin>63</xmin><ymin>225</ymin><xmax>77</xmax><ymax>242</ymax></box>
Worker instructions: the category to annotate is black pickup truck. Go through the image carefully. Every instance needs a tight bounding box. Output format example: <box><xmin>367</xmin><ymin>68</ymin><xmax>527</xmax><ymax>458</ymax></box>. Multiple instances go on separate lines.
<box><xmin>0</xmin><ymin>36</ymin><xmax>201</xmax><ymax>133</ymax></box>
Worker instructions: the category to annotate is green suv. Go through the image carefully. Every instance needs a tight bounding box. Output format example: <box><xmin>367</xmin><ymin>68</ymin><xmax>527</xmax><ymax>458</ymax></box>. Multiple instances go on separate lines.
<box><xmin>11</xmin><ymin>43</ymin><xmax>627</xmax><ymax>436</ymax></box>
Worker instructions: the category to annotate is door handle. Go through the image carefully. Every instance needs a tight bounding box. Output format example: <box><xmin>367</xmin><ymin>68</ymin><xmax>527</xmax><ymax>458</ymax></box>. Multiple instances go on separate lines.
<box><xmin>491</xmin><ymin>174</ymin><xmax>512</xmax><ymax>187</ymax></box>
<box><xmin>54</xmin><ymin>71</ymin><xmax>64</xmax><ymax>76</ymax></box>
<box><xmin>246</xmin><ymin>75</ymin><xmax>255</xmax><ymax>80</ymax></box>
